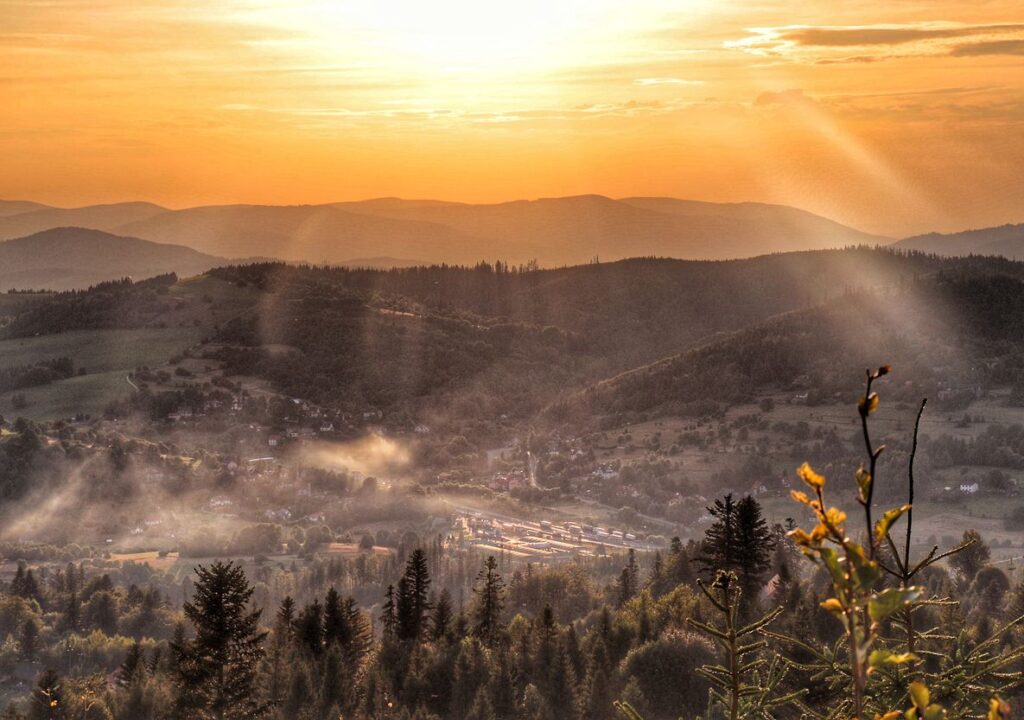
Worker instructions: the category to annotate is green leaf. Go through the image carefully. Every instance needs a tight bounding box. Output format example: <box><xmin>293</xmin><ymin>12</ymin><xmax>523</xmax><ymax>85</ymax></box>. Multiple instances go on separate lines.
<box><xmin>869</xmin><ymin>587</ymin><xmax>922</xmax><ymax>622</ymax></box>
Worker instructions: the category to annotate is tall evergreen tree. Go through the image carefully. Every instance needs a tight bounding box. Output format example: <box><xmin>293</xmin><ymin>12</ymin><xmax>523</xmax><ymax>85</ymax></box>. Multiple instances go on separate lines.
<box><xmin>697</xmin><ymin>494</ymin><xmax>774</xmax><ymax>601</ymax></box>
<box><xmin>697</xmin><ymin>494</ymin><xmax>739</xmax><ymax>577</ymax></box>
<box><xmin>381</xmin><ymin>584</ymin><xmax>398</xmax><ymax>637</ymax></box>
<box><xmin>432</xmin><ymin>588</ymin><xmax>454</xmax><ymax>642</ymax></box>
<box><xmin>396</xmin><ymin>549</ymin><xmax>432</xmax><ymax>642</ymax></box>
<box><xmin>172</xmin><ymin>561</ymin><xmax>269</xmax><ymax>720</ymax></box>
<box><xmin>734</xmin><ymin>495</ymin><xmax>775</xmax><ymax>601</ymax></box>
<box><xmin>472</xmin><ymin>556</ymin><xmax>505</xmax><ymax>646</ymax></box>
<box><xmin>617</xmin><ymin>550</ymin><xmax>640</xmax><ymax>606</ymax></box>
<box><xmin>323</xmin><ymin>587</ymin><xmax>346</xmax><ymax>646</ymax></box>
<box><xmin>118</xmin><ymin>642</ymin><xmax>144</xmax><ymax>688</ymax></box>
<box><xmin>297</xmin><ymin>599</ymin><xmax>324</xmax><ymax>656</ymax></box>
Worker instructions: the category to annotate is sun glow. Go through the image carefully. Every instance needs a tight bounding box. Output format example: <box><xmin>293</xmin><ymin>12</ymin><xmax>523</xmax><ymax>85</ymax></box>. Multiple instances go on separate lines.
<box><xmin>261</xmin><ymin>0</ymin><xmax>682</xmax><ymax>79</ymax></box>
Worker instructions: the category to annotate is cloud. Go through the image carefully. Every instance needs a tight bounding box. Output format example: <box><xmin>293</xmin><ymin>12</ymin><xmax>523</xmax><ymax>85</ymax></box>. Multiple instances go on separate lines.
<box><xmin>633</xmin><ymin>77</ymin><xmax>704</xmax><ymax>86</ymax></box>
<box><xmin>728</xmin><ymin>22</ymin><xmax>1024</xmax><ymax>63</ymax></box>
<box><xmin>754</xmin><ymin>89</ymin><xmax>808</xmax><ymax>107</ymax></box>
<box><xmin>951</xmin><ymin>39</ymin><xmax>1024</xmax><ymax>56</ymax></box>
<box><xmin>783</xmin><ymin>24</ymin><xmax>1024</xmax><ymax>47</ymax></box>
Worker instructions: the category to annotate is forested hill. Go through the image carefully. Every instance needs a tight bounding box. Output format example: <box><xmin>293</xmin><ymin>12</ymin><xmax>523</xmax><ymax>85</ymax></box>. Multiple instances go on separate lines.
<box><xmin>553</xmin><ymin>271</ymin><xmax>1024</xmax><ymax>426</ymax></box>
<box><xmin>208</xmin><ymin>248</ymin><xmax>980</xmax><ymax>369</ymax></box>
<box><xmin>8</xmin><ymin>248</ymin><xmax>1024</xmax><ymax>433</ymax></box>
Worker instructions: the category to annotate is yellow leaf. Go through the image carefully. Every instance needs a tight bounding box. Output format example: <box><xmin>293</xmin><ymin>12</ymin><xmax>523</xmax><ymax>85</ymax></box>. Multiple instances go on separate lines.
<box><xmin>821</xmin><ymin>598</ymin><xmax>843</xmax><ymax>613</ymax></box>
<box><xmin>790</xmin><ymin>490</ymin><xmax>810</xmax><ymax>505</ymax></box>
<box><xmin>909</xmin><ymin>681</ymin><xmax>930</xmax><ymax>710</ymax></box>
<box><xmin>856</xmin><ymin>466</ymin><xmax>872</xmax><ymax>499</ymax></box>
<box><xmin>825</xmin><ymin>507</ymin><xmax>847</xmax><ymax>528</ymax></box>
<box><xmin>988</xmin><ymin>697</ymin><xmax>1010</xmax><ymax>720</ymax></box>
<box><xmin>797</xmin><ymin>462</ymin><xmax>825</xmax><ymax>489</ymax></box>
<box><xmin>859</xmin><ymin>392</ymin><xmax>880</xmax><ymax>414</ymax></box>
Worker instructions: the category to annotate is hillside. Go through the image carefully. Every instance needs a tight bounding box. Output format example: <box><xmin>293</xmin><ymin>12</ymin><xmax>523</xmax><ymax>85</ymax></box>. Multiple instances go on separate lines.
<box><xmin>0</xmin><ymin>227</ymin><xmax>226</xmax><ymax>290</ymax></box>
<box><xmin>555</xmin><ymin>271</ymin><xmax>1024</xmax><ymax>425</ymax></box>
<box><xmin>895</xmin><ymin>223</ymin><xmax>1024</xmax><ymax>259</ymax></box>
<box><xmin>8</xmin><ymin>248</ymin><xmax>1024</xmax><ymax>427</ymax></box>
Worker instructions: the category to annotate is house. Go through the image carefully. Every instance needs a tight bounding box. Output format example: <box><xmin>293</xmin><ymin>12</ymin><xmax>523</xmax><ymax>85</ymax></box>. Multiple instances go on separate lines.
<box><xmin>960</xmin><ymin>482</ymin><xmax>979</xmax><ymax>494</ymax></box>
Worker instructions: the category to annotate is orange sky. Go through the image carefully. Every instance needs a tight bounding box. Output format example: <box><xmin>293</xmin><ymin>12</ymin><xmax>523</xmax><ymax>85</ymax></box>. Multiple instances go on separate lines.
<box><xmin>2</xmin><ymin>0</ymin><xmax>1023</xmax><ymax>236</ymax></box>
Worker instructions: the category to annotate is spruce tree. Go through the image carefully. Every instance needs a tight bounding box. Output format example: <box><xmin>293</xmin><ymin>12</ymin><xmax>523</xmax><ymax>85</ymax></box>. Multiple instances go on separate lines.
<box><xmin>697</xmin><ymin>494</ymin><xmax>738</xmax><ymax>577</ymax></box>
<box><xmin>734</xmin><ymin>495</ymin><xmax>774</xmax><ymax>601</ymax></box>
<box><xmin>432</xmin><ymin>588</ymin><xmax>454</xmax><ymax>642</ymax></box>
<box><xmin>472</xmin><ymin>556</ymin><xmax>505</xmax><ymax>646</ymax></box>
<box><xmin>118</xmin><ymin>642</ymin><xmax>144</xmax><ymax>688</ymax></box>
<box><xmin>172</xmin><ymin>561</ymin><xmax>269</xmax><ymax>720</ymax></box>
<box><xmin>381</xmin><ymin>584</ymin><xmax>398</xmax><ymax>637</ymax></box>
<box><xmin>323</xmin><ymin>587</ymin><xmax>346</xmax><ymax>645</ymax></box>
<box><xmin>20</xmin><ymin>617</ymin><xmax>38</xmax><ymax>660</ymax></box>
<box><xmin>396</xmin><ymin>549</ymin><xmax>432</xmax><ymax>642</ymax></box>
<box><xmin>697</xmin><ymin>494</ymin><xmax>774</xmax><ymax>601</ymax></box>
<box><xmin>297</xmin><ymin>599</ymin><xmax>324</xmax><ymax>656</ymax></box>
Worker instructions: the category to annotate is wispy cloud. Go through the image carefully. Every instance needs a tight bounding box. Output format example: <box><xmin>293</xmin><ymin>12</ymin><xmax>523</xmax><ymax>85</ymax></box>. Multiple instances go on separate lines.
<box><xmin>634</xmin><ymin>77</ymin><xmax>704</xmax><ymax>86</ymax></box>
<box><xmin>728</xmin><ymin>22</ymin><xmax>1024</xmax><ymax>63</ymax></box>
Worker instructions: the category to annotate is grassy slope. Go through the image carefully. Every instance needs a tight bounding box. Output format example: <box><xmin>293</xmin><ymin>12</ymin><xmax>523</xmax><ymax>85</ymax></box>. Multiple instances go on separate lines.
<box><xmin>0</xmin><ymin>275</ymin><xmax>259</xmax><ymax>420</ymax></box>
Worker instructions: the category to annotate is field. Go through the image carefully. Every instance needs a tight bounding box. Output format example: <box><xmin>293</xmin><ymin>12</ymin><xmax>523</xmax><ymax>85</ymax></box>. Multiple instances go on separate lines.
<box><xmin>0</xmin><ymin>326</ymin><xmax>205</xmax><ymax>420</ymax></box>
<box><xmin>0</xmin><ymin>275</ymin><xmax>261</xmax><ymax>421</ymax></box>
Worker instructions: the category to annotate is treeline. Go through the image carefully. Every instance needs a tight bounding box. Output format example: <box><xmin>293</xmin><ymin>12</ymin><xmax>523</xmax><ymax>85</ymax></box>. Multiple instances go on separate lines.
<box><xmin>0</xmin><ymin>357</ymin><xmax>76</xmax><ymax>393</ymax></box>
<box><xmin>1</xmin><ymin>274</ymin><xmax>177</xmax><ymax>339</ymax></box>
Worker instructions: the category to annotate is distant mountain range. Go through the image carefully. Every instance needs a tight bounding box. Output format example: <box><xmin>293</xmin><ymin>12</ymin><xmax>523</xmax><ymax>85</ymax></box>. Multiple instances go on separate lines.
<box><xmin>2</xmin><ymin>196</ymin><xmax>1022</xmax><ymax>291</ymax></box>
<box><xmin>894</xmin><ymin>224</ymin><xmax>1024</xmax><ymax>259</ymax></box>
<box><xmin>0</xmin><ymin>227</ymin><xmax>226</xmax><ymax>291</ymax></box>
<box><xmin>0</xmin><ymin>195</ymin><xmax>888</xmax><ymax>268</ymax></box>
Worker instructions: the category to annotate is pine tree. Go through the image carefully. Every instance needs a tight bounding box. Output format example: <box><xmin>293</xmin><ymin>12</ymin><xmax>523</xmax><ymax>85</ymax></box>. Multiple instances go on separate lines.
<box><xmin>323</xmin><ymin>587</ymin><xmax>345</xmax><ymax>645</ymax></box>
<box><xmin>432</xmin><ymin>588</ymin><xmax>454</xmax><ymax>642</ymax></box>
<box><xmin>397</xmin><ymin>549</ymin><xmax>432</xmax><ymax>642</ymax></box>
<box><xmin>697</xmin><ymin>494</ymin><xmax>739</xmax><ymax>577</ymax></box>
<box><xmin>20</xmin><ymin>617</ymin><xmax>38</xmax><ymax>661</ymax></box>
<box><xmin>62</xmin><ymin>592</ymin><xmax>79</xmax><ymax>633</ymax></box>
<box><xmin>733</xmin><ymin>495</ymin><xmax>774</xmax><ymax>602</ymax></box>
<box><xmin>381</xmin><ymin>584</ymin><xmax>398</xmax><ymax>637</ymax></box>
<box><xmin>275</xmin><ymin>596</ymin><xmax>296</xmax><ymax>642</ymax></box>
<box><xmin>118</xmin><ymin>642</ymin><xmax>144</xmax><ymax>688</ymax></box>
<box><xmin>581</xmin><ymin>638</ymin><xmax>613</xmax><ymax>720</ymax></box>
<box><xmin>472</xmin><ymin>556</ymin><xmax>505</xmax><ymax>646</ymax></box>
<box><xmin>172</xmin><ymin>561</ymin><xmax>269</xmax><ymax>720</ymax></box>
<box><xmin>697</xmin><ymin>494</ymin><xmax>774</xmax><ymax>602</ymax></box>
<box><xmin>297</xmin><ymin>599</ymin><xmax>324</xmax><ymax>656</ymax></box>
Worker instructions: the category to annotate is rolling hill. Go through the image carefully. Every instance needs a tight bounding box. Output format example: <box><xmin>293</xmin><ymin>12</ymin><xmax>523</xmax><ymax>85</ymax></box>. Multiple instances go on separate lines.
<box><xmin>0</xmin><ymin>201</ymin><xmax>167</xmax><ymax>240</ymax></box>
<box><xmin>334</xmin><ymin>194</ymin><xmax>888</xmax><ymax>265</ymax></box>
<box><xmin>112</xmin><ymin>203</ymin><xmax>486</xmax><ymax>265</ymax></box>
<box><xmin>895</xmin><ymin>224</ymin><xmax>1024</xmax><ymax>259</ymax></box>
<box><xmin>0</xmin><ymin>195</ymin><xmax>887</xmax><ymax>266</ymax></box>
<box><xmin>0</xmin><ymin>227</ymin><xmax>227</xmax><ymax>290</ymax></box>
